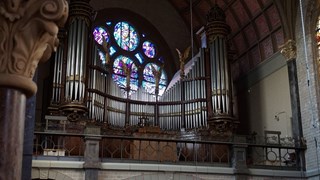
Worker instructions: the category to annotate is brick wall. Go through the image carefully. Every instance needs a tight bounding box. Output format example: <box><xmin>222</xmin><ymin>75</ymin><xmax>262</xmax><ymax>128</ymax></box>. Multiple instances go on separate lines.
<box><xmin>295</xmin><ymin>0</ymin><xmax>320</xmax><ymax>177</ymax></box>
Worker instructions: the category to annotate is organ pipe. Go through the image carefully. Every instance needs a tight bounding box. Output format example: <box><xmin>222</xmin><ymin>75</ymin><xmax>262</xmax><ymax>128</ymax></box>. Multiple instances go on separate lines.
<box><xmin>48</xmin><ymin>29</ymin><xmax>66</xmax><ymax>115</ymax></box>
<box><xmin>205</xmin><ymin>4</ymin><xmax>238</xmax><ymax>136</ymax></box>
<box><xmin>60</xmin><ymin>0</ymin><xmax>93</xmax><ymax>120</ymax></box>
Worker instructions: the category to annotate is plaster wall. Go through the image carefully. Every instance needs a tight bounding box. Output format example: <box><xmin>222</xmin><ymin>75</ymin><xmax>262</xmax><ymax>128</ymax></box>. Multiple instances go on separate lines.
<box><xmin>247</xmin><ymin>65</ymin><xmax>292</xmax><ymax>137</ymax></box>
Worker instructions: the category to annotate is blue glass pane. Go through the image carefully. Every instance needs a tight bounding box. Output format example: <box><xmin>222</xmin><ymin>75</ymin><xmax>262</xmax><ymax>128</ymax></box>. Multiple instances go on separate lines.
<box><xmin>160</xmin><ymin>70</ymin><xmax>167</xmax><ymax>84</ymax></box>
<box><xmin>142</xmin><ymin>41</ymin><xmax>156</xmax><ymax>58</ymax></box>
<box><xmin>135</xmin><ymin>53</ymin><xmax>144</xmax><ymax>64</ymax></box>
<box><xmin>106</xmin><ymin>21</ymin><xmax>112</xmax><ymax>26</ymax></box>
<box><xmin>114</xmin><ymin>22</ymin><xmax>139</xmax><ymax>51</ymax></box>
<box><xmin>93</xmin><ymin>26</ymin><xmax>109</xmax><ymax>45</ymax></box>
<box><xmin>97</xmin><ymin>49</ymin><xmax>106</xmax><ymax>63</ymax></box>
<box><xmin>110</xmin><ymin>46</ymin><xmax>116</xmax><ymax>56</ymax></box>
<box><xmin>142</xmin><ymin>81</ymin><xmax>156</xmax><ymax>94</ymax></box>
<box><xmin>158</xmin><ymin>85</ymin><xmax>166</xmax><ymax>96</ymax></box>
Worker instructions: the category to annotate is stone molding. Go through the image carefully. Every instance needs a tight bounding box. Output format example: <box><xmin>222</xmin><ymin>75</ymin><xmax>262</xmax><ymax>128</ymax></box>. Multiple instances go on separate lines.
<box><xmin>0</xmin><ymin>0</ymin><xmax>68</xmax><ymax>97</ymax></box>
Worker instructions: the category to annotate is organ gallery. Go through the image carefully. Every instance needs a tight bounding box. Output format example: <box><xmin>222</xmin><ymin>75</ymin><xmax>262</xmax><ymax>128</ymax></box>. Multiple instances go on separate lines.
<box><xmin>46</xmin><ymin>3</ymin><xmax>238</xmax><ymax>140</ymax></box>
<box><xmin>2</xmin><ymin>0</ymin><xmax>318</xmax><ymax>179</ymax></box>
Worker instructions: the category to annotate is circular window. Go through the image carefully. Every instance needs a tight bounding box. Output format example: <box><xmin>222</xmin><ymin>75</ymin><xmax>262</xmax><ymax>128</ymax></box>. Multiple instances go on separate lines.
<box><xmin>142</xmin><ymin>41</ymin><xmax>156</xmax><ymax>58</ymax></box>
<box><xmin>114</xmin><ymin>22</ymin><xmax>139</xmax><ymax>51</ymax></box>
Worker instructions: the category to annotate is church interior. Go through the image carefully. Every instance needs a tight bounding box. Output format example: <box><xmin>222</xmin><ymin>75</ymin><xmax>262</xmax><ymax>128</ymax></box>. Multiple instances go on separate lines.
<box><xmin>1</xmin><ymin>0</ymin><xmax>320</xmax><ymax>179</ymax></box>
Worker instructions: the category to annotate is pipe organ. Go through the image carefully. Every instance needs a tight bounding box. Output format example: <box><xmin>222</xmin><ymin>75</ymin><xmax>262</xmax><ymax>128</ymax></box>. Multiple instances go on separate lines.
<box><xmin>48</xmin><ymin>3</ymin><xmax>237</xmax><ymax>136</ymax></box>
<box><xmin>59</xmin><ymin>0</ymin><xmax>92</xmax><ymax>118</ymax></box>
<box><xmin>205</xmin><ymin>4</ymin><xmax>238</xmax><ymax>135</ymax></box>
<box><xmin>49</xmin><ymin>29</ymin><xmax>66</xmax><ymax>114</ymax></box>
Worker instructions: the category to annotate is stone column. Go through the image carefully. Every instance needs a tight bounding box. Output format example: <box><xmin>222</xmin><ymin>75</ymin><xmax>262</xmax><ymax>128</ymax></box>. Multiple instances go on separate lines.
<box><xmin>22</xmin><ymin>75</ymin><xmax>37</xmax><ymax>180</ymax></box>
<box><xmin>0</xmin><ymin>1</ymin><xmax>68</xmax><ymax>180</ymax></box>
<box><xmin>84</xmin><ymin>127</ymin><xmax>101</xmax><ymax>180</ymax></box>
<box><xmin>279</xmin><ymin>39</ymin><xmax>305</xmax><ymax>168</ymax></box>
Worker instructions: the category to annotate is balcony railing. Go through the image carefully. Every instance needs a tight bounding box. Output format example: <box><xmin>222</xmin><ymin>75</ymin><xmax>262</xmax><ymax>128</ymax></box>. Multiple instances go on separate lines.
<box><xmin>33</xmin><ymin>131</ymin><xmax>306</xmax><ymax>171</ymax></box>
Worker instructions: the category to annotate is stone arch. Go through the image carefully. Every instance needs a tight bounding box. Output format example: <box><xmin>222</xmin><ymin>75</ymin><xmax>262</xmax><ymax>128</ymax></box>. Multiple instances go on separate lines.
<box><xmin>31</xmin><ymin>168</ymin><xmax>74</xmax><ymax>180</ymax></box>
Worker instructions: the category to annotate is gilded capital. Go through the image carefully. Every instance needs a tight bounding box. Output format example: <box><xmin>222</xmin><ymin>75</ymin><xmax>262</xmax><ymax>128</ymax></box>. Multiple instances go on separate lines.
<box><xmin>279</xmin><ymin>39</ymin><xmax>296</xmax><ymax>61</ymax></box>
<box><xmin>0</xmin><ymin>0</ymin><xmax>68</xmax><ymax>97</ymax></box>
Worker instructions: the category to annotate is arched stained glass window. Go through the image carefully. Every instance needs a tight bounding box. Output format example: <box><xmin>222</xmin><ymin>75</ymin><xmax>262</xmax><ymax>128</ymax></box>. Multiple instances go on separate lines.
<box><xmin>114</xmin><ymin>22</ymin><xmax>139</xmax><ymax>51</ymax></box>
<box><xmin>142</xmin><ymin>63</ymin><xmax>167</xmax><ymax>95</ymax></box>
<box><xmin>112</xmin><ymin>55</ymin><xmax>138</xmax><ymax>91</ymax></box>
<box><xmin>93</xmin><ymin>27</ymin><xmax>109</xmax><ymax>44</ymax></box>
<box><xmin>142</xmin><ymin>41</ymin><xmax>156</xmax><ymax>58</ymax></box>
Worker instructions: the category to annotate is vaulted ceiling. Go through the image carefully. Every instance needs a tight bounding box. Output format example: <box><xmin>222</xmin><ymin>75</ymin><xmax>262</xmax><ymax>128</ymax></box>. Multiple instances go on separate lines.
<box><xmin>169</xmin><ymin>0</ymin><xmax>292</xmax><ymax>80</ymax></box>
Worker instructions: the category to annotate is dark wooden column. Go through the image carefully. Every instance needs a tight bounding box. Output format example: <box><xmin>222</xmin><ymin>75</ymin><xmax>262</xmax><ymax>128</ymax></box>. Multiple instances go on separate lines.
<box><xmin>0</xmin><ymin>1</ymin><xmax>68</xmax><ymax>179</ymax></box>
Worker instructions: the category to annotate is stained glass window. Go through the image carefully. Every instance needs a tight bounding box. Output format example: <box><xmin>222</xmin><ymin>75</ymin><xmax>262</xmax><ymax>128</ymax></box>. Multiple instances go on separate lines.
<box><xmin>142</xmin><ymin>63</ymin><xmax>167</xmax><ymax>95</ymax></box>
<box><xmin>142</xmin><ymin>41</ymin><xmax>156</xmax><ymax>58</ymax></box>
<box><xmin>93</xmin><ymin>19</ymin><xmax>167</xmax><ymax>96</ymax></box>
<box><xmin>114</xmin><ymin>22</ymin><xmax>139</xmax><ymax>51</ymax></box>
<box><xmin>112</xmin><ymin>55</ymin><xmax>138</xmax><ymax>91</ymax></box>
<box><xmin>93</xmin><ymin>27</ymin><xmax>109</xmax><ymax>45</ymax></box>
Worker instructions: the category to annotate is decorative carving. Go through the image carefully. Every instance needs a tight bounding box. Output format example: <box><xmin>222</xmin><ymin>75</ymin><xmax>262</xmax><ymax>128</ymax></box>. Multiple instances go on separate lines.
<box><xmin>208</xmin><ymin>116</ymin><xmax>238</xmax><ymax>138</ymax></box>
<box><xmin>176</xmin><ymin>46</ymin><xmax>190</xmax><ymax>77</ymax></box>
<box><xmin>206</xmin><ymin>4</ymin><xmax>226</xmax><ymax>22</ymax></box>
<box><xmin>279</xmin><ymin>39</ymin><xmax>296</xmax><ymax>61</ymax></box>
<box><xmin>151</xmin><ymin>64</ymin><xmax>163</xmax><ymax>95</ymax></box>
<box><xmin>68</xmin><ymin>0</ymin><xmax>93</xmax><ymax>27</ymax></box>
<box><xmin>205</xmin><ymin>4</ymin><xmax>230</xmax><ymax>44</ymax></box>
<box><xmin>122</xmin><ymin>61</ymin><xmax>132</xmax><ymax>91</ymax></box>
<box><xmin>0</xmin><ymin>0</ymin><xmax>68</xmax><ymax>97</ymax></box>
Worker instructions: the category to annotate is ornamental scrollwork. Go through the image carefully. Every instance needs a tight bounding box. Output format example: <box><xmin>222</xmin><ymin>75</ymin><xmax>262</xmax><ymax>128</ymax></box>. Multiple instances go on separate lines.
<box><xmin>0</xmin><ymin>0</ymin><xmax>68</xmax><ymax>97</ymax></box>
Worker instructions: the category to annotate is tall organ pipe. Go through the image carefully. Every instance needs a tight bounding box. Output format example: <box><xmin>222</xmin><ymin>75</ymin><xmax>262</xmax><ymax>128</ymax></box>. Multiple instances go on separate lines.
<box><xmin>60</xmin><ymin>0</ymin><xmax>93</xmax><ymax>119</ymax></box>
<box><xmin>205</xmin><ymin>4</ymin><xmax>237</xmax><ymax>136</ymax></box>
<box><xmin>48</xmin><ymin>30</ymin><xmax>66</xmax><ymax>114</ymax></box>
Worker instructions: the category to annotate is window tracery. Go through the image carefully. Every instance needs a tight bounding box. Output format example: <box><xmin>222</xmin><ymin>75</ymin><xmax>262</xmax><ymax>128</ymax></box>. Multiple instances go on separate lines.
<box><xmin>93</xmin><ymin>20</ymin><xmax>167</xmax><ymax>96</ymax></box>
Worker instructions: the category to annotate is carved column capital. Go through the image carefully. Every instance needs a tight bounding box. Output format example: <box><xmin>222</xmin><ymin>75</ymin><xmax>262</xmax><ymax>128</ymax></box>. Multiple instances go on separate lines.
<box><xmin>279</xmin><ymin>39</ymin><xmax>296</xmax><ymax>61</ymax></box>
<box><xmin>0</xmin><ymin>0</ymin><xmax>68</xmax><ymax>97</ymax></box>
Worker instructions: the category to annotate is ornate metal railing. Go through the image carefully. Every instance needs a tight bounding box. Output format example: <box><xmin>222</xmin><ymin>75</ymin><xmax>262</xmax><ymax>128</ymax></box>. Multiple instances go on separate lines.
<box><xmin>32</xmin><ymin>131</ymin><xmax>306</xmax><ymax>170</ymax></box>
